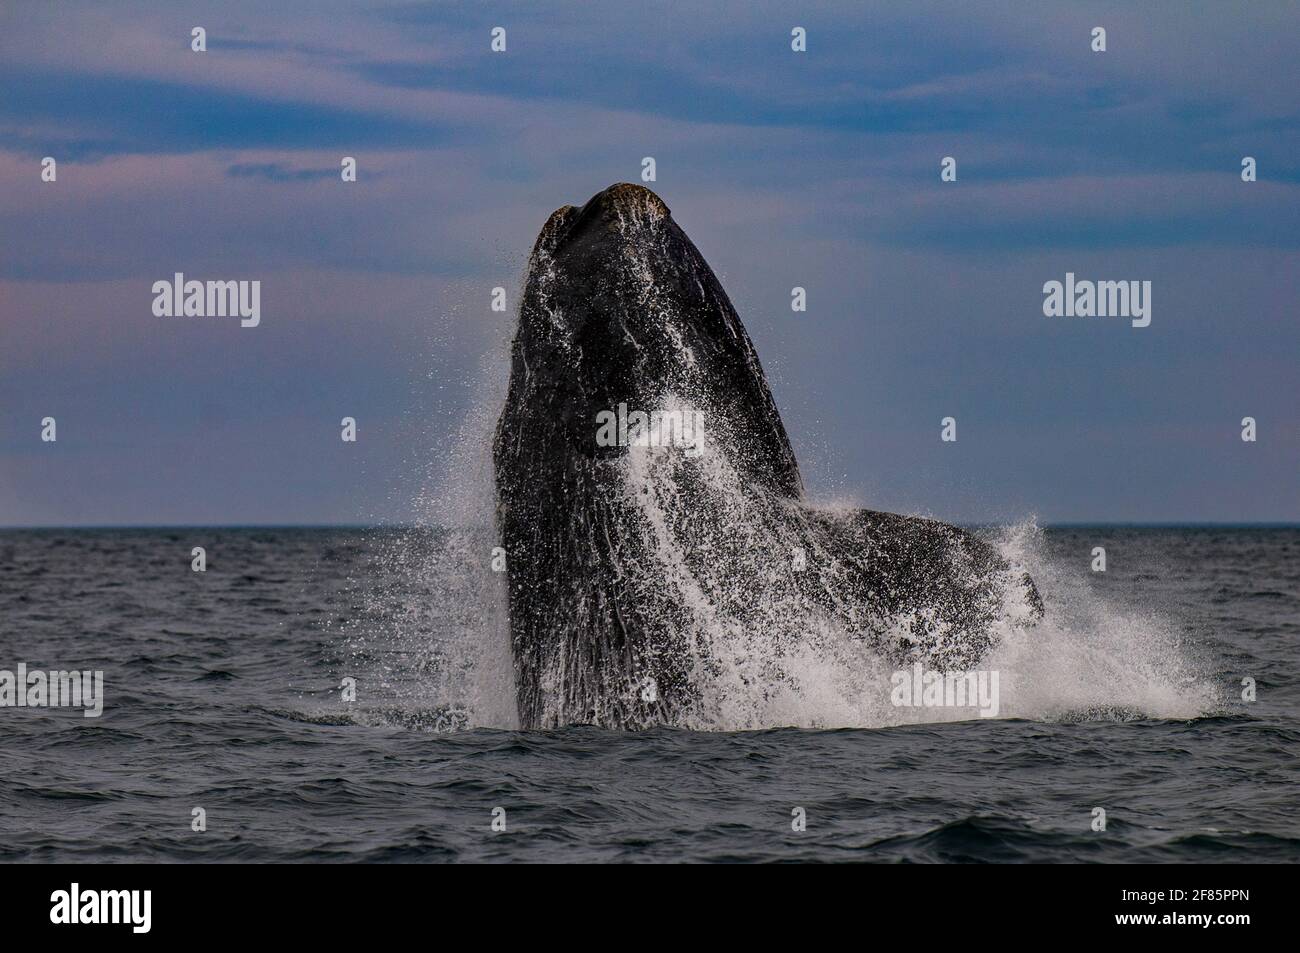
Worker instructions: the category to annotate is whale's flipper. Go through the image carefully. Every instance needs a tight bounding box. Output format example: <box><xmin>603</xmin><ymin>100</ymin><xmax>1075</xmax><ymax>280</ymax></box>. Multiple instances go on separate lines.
<box><xmin>800</xmin><ymin>507</ymin><xmax>1043</xmax><ymax>671</ymax></box>
<box><xmin>495</xmin><ymin>183</ymin><xmax>1042</xmax><ymax>729</ymax></box>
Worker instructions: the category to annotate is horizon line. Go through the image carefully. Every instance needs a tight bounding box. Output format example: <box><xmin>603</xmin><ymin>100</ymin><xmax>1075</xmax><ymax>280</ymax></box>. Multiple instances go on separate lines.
<box><xmin>2</xmin><ymin>521</ymin><xmax>1298</xmax><ymax>531</ymax></box>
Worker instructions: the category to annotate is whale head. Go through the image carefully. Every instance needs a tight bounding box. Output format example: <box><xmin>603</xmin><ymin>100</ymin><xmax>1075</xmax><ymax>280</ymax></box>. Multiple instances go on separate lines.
<box><xmin>494</xmin><ymin>184</ymin><xmax>1042</xmax><ymax>730</ymax></box>
<box><xmin>500</xmin><ymin>183</ymin><xmax>801</xmax><ymax>498</ymax></box>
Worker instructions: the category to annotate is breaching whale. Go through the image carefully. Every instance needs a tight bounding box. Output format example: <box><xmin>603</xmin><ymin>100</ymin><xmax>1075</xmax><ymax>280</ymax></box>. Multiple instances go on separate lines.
<box><xmin>494</xmin><ymin>183</ymin><xmax>1042</xmax><ymax>730</ymax></box>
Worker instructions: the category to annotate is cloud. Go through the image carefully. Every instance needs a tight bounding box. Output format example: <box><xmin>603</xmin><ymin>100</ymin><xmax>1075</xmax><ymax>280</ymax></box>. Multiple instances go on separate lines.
<box><xmin>0</xmin><ymin>66</ymin><xmax>457</xmax><ymax>159</ymax></box>
<box><xmin>1</xmin><ymin>0</ymin><xmax>1297</xmax><ymax>524</ymax></box>
<box><xmin>225</xmin><ymin>161</ymin><xmax>352</xmax><ymax>182</ymax></box>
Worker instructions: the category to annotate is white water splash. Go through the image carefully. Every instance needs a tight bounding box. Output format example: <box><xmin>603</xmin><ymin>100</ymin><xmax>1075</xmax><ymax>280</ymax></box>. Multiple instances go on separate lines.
<box><xmin>979</xmin><ymin>520</ymin><xmax>1220</xmax><ymax>723</ymax></box>
<box><xmin>363</xmin><ymin>352</ymin><xmax>1217</xmax><ymax>731</ymax></box>
<box><xmin>604</xmin><ymin>392</ymin><xmax>1218</xmax><ymax>729</ymax></box>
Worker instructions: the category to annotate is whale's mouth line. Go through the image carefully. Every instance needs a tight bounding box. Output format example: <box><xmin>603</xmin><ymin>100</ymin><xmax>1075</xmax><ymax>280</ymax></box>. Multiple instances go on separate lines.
<box><xmin>496</xmin><ymin>183</ymin><xmax>1044</xmax><ymax>730</ymax></box>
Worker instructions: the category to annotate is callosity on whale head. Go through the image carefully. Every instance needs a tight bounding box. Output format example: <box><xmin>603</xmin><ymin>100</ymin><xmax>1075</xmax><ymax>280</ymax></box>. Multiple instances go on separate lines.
<box><xmin>494</xmin><ymin>183</ymin><xmax>1042</xmax><ymax>730</ymax></box>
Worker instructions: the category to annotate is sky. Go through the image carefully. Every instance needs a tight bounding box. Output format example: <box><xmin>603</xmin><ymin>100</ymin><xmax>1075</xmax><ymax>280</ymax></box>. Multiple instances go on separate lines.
<box><xmin>1</xmin><ymin>0</ymin><xmax>1297</xmax><ymax>527</ymax></box>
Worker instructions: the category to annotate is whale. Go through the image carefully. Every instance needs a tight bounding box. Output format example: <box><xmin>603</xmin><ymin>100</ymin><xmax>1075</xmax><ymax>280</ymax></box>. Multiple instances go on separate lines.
<box><xmin>494</xmin><ymin>183</ymin><xmax>1042</xmax><ymax>729</ymax></box>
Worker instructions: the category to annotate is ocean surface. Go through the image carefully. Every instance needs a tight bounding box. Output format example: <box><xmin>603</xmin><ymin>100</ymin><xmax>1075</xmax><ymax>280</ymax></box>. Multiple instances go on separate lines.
<box><xmin>1</xmin><ymin>525</ymin><xmax>1296</xmax><ymax>863</ymax></box>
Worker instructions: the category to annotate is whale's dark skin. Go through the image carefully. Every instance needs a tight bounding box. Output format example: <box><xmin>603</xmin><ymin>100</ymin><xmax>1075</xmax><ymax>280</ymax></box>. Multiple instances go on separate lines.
<box><xmin>495</xmin><ymin>184</ymin><xmax>1042</xmax><ymax>729</ymax></box>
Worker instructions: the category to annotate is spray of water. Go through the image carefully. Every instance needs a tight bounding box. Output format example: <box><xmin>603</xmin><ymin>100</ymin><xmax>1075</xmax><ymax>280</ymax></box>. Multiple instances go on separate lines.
<box><xmin>344</xmin><ymin>343</ymin><xmax>1216</xmax><ymax>731</ymax></box>
<box><xmin>980</xmin><ymin>520</ymin><xmax>1220</xmax><ymax>723</ymax></box>
<box><xmin>339</xmin><ymin>341</ymin><xmax>519</xmax><ymax>731</ymax></box>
